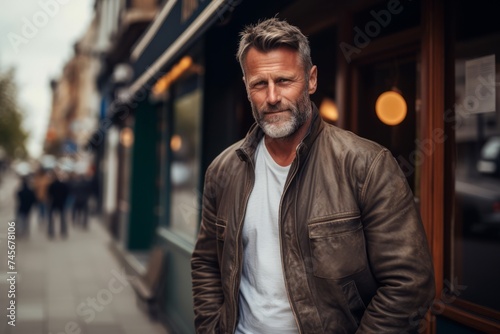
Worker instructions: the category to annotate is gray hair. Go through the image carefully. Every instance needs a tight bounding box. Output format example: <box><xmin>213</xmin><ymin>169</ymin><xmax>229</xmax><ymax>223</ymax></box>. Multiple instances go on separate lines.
<box><xmin>236</xmin><ymin>18</ymin><xmax>312</xmax><ymax>75</ymax></box>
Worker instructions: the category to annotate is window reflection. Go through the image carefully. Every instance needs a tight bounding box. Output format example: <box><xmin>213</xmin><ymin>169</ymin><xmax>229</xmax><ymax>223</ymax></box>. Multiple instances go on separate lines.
<box><xmin>453</xmin><ymin>55</ymin><xmax>500</xmax><ymax>312</ymax></box>
<box><xmin>169</xmin><ymin>86</ymin><xmax>202</xmax><ymax>242</ymax></box>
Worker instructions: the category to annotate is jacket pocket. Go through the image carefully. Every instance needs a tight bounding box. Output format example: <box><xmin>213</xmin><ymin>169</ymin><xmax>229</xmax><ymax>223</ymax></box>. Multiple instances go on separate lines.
<box><xmin>307</xmin><ymin>216</ymin><xmax>367</xmax><ymax>279</ymax></box>
<box><xmin>342</xmin><ymin>280</ymin><xmax>366</xmax><ymax>326</ymax></box>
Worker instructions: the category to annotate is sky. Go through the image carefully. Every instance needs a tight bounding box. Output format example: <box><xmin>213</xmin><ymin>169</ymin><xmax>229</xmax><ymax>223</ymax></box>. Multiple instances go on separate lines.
<box><xmin>0</xmin><ymin>0</ymin><xmax>95</xmax><ymax>158</ymax></box>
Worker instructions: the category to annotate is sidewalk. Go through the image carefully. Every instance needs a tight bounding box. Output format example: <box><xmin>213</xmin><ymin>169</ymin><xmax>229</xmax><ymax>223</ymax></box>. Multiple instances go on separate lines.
<box><xmin>0</xmin><ymin>171</ymin><xmax>169</xmax><ymax>334</ymax></box>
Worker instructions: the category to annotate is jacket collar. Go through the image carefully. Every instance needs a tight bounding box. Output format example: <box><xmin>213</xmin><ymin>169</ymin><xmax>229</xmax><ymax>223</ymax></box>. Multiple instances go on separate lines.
<box><xmin>236</xmin><ymin>102</ymin><xmax>325</xmax><ymax>164</ymax></box>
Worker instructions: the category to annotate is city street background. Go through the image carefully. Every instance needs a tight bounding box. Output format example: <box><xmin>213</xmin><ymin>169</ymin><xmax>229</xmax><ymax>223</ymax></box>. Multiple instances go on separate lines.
<box><xmin>0</xmin><ymin>170</ymin><xmax>169</xmax><ymax>334</ymax></box>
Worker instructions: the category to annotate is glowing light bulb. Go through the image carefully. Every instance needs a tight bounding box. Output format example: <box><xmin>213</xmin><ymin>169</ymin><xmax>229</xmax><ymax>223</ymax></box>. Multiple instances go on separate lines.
<box><xmin>375</xmin><ymin>91</ymin><xmax>407</xmax><ymax>126</ymax></box>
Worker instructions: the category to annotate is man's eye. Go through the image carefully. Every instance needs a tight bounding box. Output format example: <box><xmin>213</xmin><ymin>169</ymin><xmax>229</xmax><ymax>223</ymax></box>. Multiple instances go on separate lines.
<box><xmin>277</xmin><ymin>78</ymin><xmax>290</xmax><ymax>83</ymax></box>
<box><xmin>253</xmin><ymin>81</ymin><xmax>266</xmax><ymax>88</ymax></box>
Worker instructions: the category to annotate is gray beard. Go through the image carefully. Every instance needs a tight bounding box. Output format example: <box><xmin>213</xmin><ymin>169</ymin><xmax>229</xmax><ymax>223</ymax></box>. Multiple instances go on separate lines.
<box><xmin>252</xmin><ymin>89</ymin><xmax>311</xmax><ymax>139</ymax></box>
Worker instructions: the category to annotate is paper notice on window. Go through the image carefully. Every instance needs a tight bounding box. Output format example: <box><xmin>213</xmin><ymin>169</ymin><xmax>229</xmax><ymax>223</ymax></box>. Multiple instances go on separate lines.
<box><xmin>465</xmin><ymin>54</ymin><xmax>496</xmax><ymax>114</ymax></box>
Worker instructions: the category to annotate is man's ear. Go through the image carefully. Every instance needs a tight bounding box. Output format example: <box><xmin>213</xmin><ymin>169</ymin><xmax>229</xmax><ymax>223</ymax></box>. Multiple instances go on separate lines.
<box><xmin>308</xmin><ymin>65</ymin><xmax>318</xmax><ymax>95</ymax></box>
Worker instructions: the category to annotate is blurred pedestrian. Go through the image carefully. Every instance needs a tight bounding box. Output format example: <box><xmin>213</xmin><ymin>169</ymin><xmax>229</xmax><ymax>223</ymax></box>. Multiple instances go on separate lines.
<box><xmin>47</xmin><ymin>171</ymin><xmax>70</xmax><ymax>238</ymax></box>
<box><xmin>70</xmin><ymin>173</ymin><xmax>92</xmax><ymax>229</ymax></box>
<box><xmin>16</xmin><ymin>176</ymin><xmax>36</xmax><ymax>237</ymax></box>
<box><xmin>32</xmin><ymin>167</ymin><xmax>51</xmax><ymax>225</ymax></box>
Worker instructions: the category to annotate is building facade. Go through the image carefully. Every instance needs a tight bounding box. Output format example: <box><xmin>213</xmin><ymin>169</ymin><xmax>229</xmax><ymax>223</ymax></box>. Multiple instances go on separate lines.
<box><xmin>45</xmin><ymin>12</ymin><xmax>101</xmax><ymax>173</ymax></box>
<box><xmin>92</xmin><ymin>0</ymin><xmax>500</xmax><ymax>333</ymax></box>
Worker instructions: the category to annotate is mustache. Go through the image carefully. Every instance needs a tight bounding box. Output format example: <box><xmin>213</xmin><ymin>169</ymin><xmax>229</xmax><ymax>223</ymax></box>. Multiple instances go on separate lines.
<box><xmin>259</xmin><ymin>103</ymin><xmax>294</xmax><ymax>114</ymax></box>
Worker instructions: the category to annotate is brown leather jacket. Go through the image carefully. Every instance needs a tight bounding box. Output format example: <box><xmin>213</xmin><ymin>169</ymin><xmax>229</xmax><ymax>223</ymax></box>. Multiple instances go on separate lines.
<box><xmin>191</xmin><ymin>105</ymin><xmax>435</xmax><ymax>333</ymax></box>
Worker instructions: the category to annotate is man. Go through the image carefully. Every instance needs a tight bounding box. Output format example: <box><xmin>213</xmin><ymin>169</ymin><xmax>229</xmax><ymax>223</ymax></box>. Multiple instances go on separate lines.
<box><xmin>16</xmin><ymin>176</ymin><xmax>36</xmax><ymax>237</ymax></box>
<box><xmin>191</xmin><ymin>18</ymin><xmax>435</xmax><ymax>333</ymax></box>
<box><xmin>47</xmin><ymin>170</ymin><xmax>70</xmax><ymax>238</ymax></box>
<box><xmin>32</xmin><ymin>167</ymin><xmax>51</xmax><ymax>225</ymax></box>
<box><xmin>70</xmin><ymin>172</ymin><xmax>92</xmax><ymax>229</ymax></box>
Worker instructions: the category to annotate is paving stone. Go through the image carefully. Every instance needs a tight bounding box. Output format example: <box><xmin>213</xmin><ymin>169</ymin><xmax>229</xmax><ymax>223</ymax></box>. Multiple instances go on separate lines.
<box><xmin>8</xmin><ymin>320</ymin><xmax>46</xmax><ymax>334</ymax></box>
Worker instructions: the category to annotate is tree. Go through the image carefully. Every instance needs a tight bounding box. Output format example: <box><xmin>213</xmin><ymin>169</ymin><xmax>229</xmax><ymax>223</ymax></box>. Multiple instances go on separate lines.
<box><xmin>0</xmin><ymin>67</ymin><xmax>28</xmax><ymax>159</ymax></box>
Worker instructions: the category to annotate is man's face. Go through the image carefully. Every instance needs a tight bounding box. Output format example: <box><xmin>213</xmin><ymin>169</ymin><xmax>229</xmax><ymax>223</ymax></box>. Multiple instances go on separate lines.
<box><xmin>243</xmin><ymin>47</ymin><xmax>317</xmax><ymax>139</ymax></box>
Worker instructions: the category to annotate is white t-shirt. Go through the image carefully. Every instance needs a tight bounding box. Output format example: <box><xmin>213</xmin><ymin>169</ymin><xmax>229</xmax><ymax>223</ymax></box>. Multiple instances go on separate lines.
<box><xmin>235</xmin><ymin>138</ymin><xmax>299</xmax><ymax>334</ymax></box>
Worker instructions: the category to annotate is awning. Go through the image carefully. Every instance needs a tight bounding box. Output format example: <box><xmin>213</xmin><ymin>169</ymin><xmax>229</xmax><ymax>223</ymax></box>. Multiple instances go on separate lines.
<box><xmin>126</xmin><ymin>0</ymin><xmax>240</xmax><ymax>99</ymax></box>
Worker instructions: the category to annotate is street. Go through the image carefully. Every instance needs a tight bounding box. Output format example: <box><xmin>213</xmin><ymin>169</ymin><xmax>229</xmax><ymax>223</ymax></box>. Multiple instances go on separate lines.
<box><xmin>0</xmin><ymin>170</ymin><xmax>169</xmax><ymax>334</ymax></box>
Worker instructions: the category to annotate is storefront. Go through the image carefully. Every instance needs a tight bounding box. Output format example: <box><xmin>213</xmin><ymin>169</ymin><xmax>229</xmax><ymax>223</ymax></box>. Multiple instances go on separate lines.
<box><xmin>105</xmin><ymin>0</ymin><xmax>500</xmax><ymax>332</ymax></box>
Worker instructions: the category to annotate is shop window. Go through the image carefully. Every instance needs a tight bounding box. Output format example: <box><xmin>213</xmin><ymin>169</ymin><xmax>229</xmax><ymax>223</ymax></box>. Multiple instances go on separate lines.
<box><xmin>157</xmin><ymin>48</ymin><xmax>205</xmax><ymax>244</ymax></box>
<box><xmin>346</xmin><ymin>0</ymin><xmax>422</xmax><ymax>201</ymax></box>
<box><xmin>446</xmin><ymin>0</ymin><xmax>500</xmax><ymax>319</ymax></box>
<box><xmin>168</xmin><ymin>83</ymin><xmax>202</xmax><ymax>242</ymax></box>
<box><xmin>355</xmin><ymin>55</ymin><xmax>421</xmax><ymax>199</ymax></box>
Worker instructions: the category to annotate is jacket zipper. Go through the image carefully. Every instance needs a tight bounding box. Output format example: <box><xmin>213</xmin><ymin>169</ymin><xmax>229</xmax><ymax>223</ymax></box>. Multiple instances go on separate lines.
<box><xmin>230</xmin><ymin>156</ymin><xmax>255</xmax><ymax>334</ymax></box>
<box><xmin>278</xmin><ymin>142</ymin><xmax>304</xmax><ymax>334</ymax></box>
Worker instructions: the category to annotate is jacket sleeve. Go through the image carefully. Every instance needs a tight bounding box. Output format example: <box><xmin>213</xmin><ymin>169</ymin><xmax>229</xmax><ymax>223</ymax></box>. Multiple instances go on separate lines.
<box><xmin>191</xmin><ymin>166</ymin><xmax>223</xmax><ymax>333</ymax></box>
<box><xmin>357</xmin><ymin>149</ymin><xmax>436</xmax><ymax>333</ymax></box>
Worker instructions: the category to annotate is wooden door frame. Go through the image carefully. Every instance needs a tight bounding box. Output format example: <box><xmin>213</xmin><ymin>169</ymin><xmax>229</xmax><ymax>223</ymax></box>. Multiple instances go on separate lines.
<box><xmin>420</xmin><ymin>0</ymin><xmax>445</xmax><ymax>332</ymax></box>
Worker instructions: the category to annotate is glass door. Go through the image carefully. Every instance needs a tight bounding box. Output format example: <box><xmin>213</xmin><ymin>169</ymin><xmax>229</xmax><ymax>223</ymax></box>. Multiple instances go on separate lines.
<box><xmin>355</xmin><ymin>54</ymin><xmax>421</xmax><ymax>200</ymax></box>
<box><xmin>445</xmin><ymin>0</ymin><xmax>500</xmax><ymax>319</ymax></box>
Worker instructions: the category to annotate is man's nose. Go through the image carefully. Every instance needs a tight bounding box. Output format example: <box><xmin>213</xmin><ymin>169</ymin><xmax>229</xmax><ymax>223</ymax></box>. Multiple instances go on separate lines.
<box><xmin>266</xmin><ymin>82</ymin><xmax>281</xmax><ymax>105</ymax></box>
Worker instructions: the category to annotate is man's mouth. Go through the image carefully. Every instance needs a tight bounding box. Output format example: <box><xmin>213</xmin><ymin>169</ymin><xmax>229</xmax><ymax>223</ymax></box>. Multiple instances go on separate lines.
<box><xmin>264</xmin><ymin>109</ymin><xmax>288</xmax><ymax>115</ymax></box>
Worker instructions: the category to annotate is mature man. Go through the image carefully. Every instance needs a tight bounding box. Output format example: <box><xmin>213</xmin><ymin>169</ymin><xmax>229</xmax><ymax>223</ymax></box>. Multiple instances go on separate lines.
<box><xmin>191</xmin><ymin>18</ymin><xmax>435</xmax><ymax>333</ymax></box>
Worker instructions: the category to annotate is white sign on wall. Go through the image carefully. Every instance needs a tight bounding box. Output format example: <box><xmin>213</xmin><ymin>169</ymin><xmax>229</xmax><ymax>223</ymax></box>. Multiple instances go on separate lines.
<box><xmin>465</xmin><ymin>54</ymin><xmax>496</xmax><ymax>114</ymax></box>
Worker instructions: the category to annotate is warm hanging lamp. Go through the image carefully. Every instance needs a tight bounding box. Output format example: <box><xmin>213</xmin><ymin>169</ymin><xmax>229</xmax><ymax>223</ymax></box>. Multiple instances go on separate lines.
<box><xmin>375</xmin><ymin>87</ymin><xmax>407</xmax><ymax>126</ymax></box>
<box><xmin>319</xmin><ymin>97</ymin><xmax>339</xmax><ymax>122</ymax></box>
<box><xmin>375</xmin><ymin>59</ymin><xmax>407</xmax><ymax>126</ymax></box>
